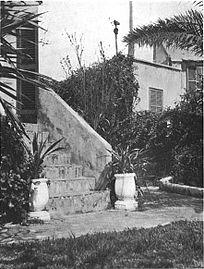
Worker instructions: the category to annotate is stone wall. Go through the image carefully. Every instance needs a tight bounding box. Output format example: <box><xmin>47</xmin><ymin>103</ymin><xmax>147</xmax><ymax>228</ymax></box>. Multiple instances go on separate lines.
<box><xmin>37</xmin><ymin>89</ymin><xmax>112</xmax><ymax>185</ymax></box>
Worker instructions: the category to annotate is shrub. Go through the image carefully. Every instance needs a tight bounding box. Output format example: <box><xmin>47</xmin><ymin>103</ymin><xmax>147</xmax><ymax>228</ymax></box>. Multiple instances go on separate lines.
<box><xmin>0</xmin><ymin>169</ymin><xmax>30</xmax><ymax>223</ymax></box>
<box><xmin>0</xmin><ymin>115</ymin><xmax>27</xmax><ymax>172</ymax></box>
<box><xmin>163</xmin><ymin>87</ymin><xmax>203</xmax><ymax>186</ymax></box>
<box><xmin>172</xmin><ymin>144</ymin><xmax>203</xmax><ymax>187</ymax></box>
<box><xmin>54</xmin><ymin>53</ymin><xmax>139</xmax><ymax>136</ymax></box>
<box><xmin>0</xmin><ymin>115</ymin><xmax>31</xmax><ymax>223</ymax></box>
<box><xmin>54</xmin><ymin>52</ymin><xmax>203</xmax><ymax>187</ymax></box>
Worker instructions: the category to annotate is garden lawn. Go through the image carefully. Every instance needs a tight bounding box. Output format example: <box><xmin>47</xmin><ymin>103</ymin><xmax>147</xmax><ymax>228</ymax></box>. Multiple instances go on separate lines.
<box><xmin>0</xmin><ymin>220</ymin><xmax>203</xmax><ymax>269</ymax></box>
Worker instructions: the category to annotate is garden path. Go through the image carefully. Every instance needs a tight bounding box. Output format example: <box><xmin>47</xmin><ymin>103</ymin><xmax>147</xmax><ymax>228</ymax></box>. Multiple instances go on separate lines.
<box><xmin>0</xmin><ymin>187</ymin><xmax>203</xmax><ymax>244</ymax></box>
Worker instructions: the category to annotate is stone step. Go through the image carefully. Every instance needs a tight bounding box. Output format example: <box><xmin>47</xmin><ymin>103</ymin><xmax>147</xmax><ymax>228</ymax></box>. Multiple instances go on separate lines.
<box><xmin>49</xmin><ymin>177</ymin><xmax>96</xmax><ymax>197</ymax></box>
<box><xmin>47</xmin><ymin>190</ymin><xmax>110</xmax><ymax>215</ymax></box>
<box><xmin>45</xmin><ymin>164</ymin><xmax>83</xmax><ymax>179</ymax></box>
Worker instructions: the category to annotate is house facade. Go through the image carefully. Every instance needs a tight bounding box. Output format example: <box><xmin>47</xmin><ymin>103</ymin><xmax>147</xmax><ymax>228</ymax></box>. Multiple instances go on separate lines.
<box><xmin>134</xmin><ymin>44</ymin><xmax>203</xmax><ymax>112</ymax></box>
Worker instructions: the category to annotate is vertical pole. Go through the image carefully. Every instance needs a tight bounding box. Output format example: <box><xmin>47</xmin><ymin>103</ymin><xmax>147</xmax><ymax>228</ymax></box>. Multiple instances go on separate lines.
<box><xmin>113</xmin><ymin>20</ymin><xmax>120</xmax><ymax>55</ymax></box>
<box><xmin>128</xmin><ymin>1</ymin><xmax>134</xmax><ymax>56</ymax></box>
<box><xmin>115</xmin><ymin>32</ymin><xmax>118</xmax><ymax>55</ymax></box>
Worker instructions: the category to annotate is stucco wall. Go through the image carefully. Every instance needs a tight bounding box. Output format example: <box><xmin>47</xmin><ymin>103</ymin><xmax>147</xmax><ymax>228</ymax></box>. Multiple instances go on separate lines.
<box><xmin>37</xmin><ymin>89</ymin><xmax>112</xmax><ymax>183</ymax></box>
<box><xmin>134</xmin><ymin>59</ymin><xmax>185</xmax><ymax>111</ymax></box>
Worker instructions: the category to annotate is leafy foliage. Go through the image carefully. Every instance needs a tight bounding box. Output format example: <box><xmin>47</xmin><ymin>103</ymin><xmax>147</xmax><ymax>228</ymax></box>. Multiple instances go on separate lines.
<box><xmin>0</xmin><ymin>169</ymin><xmax>31</xmax><ymax>224</ymax></box>
<box><xmin>0</xmin><ymin>115</ymin><xmax>31</xmax><ymax>223</ymax></box>
<box><xmin>142</xmin><ymin>85</ymin><xmax>203</xmax><ymax>186</ymax></box>
<box><xmin>98</xmin><ymin>83</ymin><xmax>203</xmax><ymax>187</ymax></box>
<box><xmin>0</xmin><ymin>116</ymin><xmax>64</xmax><ymax>223</ymax></box>
<box><xmin>124</xmin><ymin>9</ymin><xmax>203</xmax><ymax>56</ymax></box>
<box><xmin>0</xmin><ymin>115</ymin><xmax>27</xmax><ymax>172</ymax></box>
<box><xmin>0</xmin><ymin>221</ymin><xmax>203</xmax><ymax>268</ymax></box>
<box><xmin>54</xmin><ymin>53</ymin><xmax>139</xmax><ymax>133</ymax></box>
<box><xmin>169</xmin><ymin>87</ymin><xmax>203</xmax><ymax>186</ymax></box>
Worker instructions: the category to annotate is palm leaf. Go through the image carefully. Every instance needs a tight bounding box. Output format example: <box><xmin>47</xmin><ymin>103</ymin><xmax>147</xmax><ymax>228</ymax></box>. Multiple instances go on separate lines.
<box><xmin>0</xmin><ymin>2</ymin><xmax>53</xmax><ymax>134</ymax></box>
<box><xmin>0</xmin><ymin>97</ymin><xmax>29</xmax><ymax>139</ymax></box>
<box><xmin>124</xmin><ymin>9</ymin><xmax>203</xmax><ymax>56</ymax></box>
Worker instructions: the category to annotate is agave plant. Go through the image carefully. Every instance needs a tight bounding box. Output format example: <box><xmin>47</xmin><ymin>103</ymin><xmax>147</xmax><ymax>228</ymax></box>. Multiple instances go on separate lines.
<box><xmin>96</xmin><ymin>145</ymin><xmax>148</xmax><ymax>189</ymax></box>
<box><xmin>28</xmin><ymin>132</ymin><xmax>64</xmax><ymax>179</ymax></box>
<box><xmin>109</xmin><ymin>146</ymin><xmax>140</xmax><ymax>174</ymax></box>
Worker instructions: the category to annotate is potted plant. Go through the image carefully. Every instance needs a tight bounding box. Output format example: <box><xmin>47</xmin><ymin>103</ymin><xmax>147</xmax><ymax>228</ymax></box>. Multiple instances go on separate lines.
<box><xmin>112</xmin><ymin>146</ymin><xmax>144</xmax><ymax>210</ymax></box>
<box><xmin>96</xmin><ymin>145</ymin><xmax>144</xmax><ymax>211</ymax></box>
<box><xmin>28</xmin><ymin>132</ymin><xmax>64</xmax><ymax>220</ymax></box>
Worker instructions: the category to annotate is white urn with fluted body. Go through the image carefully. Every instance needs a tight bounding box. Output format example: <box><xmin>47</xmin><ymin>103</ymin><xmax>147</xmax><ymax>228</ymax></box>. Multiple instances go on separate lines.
<box><xmin>29</xmin><ymin>178</ymin><xmax>50</xmax><ymax>221</ymax></box>
<box><xmin>114</xmin><ymin>173</ymin><xmax>138</xmax><ymax>211</ymax></box>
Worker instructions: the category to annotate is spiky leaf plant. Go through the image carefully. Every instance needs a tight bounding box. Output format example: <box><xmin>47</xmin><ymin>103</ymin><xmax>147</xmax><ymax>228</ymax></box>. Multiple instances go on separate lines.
<box><xmin>29</xmin><ymin>132</ymin><xmax>64</xmax><ymax>179</ymax></box>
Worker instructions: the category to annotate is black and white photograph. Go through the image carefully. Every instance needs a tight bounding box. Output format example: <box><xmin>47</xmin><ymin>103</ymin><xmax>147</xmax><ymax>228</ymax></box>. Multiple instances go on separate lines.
<box><xmin>0</xmin><ymin>0</ymin><xmax>203</xmax><ymax>268</ymax></box>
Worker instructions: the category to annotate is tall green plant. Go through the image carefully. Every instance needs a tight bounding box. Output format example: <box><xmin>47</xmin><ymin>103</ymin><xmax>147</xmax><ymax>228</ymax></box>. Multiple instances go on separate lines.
<box><xmin>55</xmin><ymin>53</ymin><xmax>139</xmax><ymax>138</ymax></box>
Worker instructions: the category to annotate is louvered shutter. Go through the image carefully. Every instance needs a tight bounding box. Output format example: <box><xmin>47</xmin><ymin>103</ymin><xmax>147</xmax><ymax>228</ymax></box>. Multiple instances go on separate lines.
<box><xmin>149</xmin><ymin>88</ymin><xmax>163</xmax><ymax>112</ymax></box>
<box><xmin>17</xmin><ymin>24</ymin><xmax>38</xmax><ymax>123</ymax></box>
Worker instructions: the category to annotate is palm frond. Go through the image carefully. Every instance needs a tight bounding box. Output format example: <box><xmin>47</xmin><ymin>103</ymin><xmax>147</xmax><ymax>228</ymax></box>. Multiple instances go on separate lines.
<box><xmin>0</xmin><ymin>2</ymin><xmax>53</xmax><ymax>136</ymax></box>
<box><xmin>0</xmin><ymin>97</ymin><xmax>29</xmax><ymax>139</ymax></box>
<box><xmin>123</xmin><ymin>9</ymin><xmax>203</xmax><ymax>56</ymax></box>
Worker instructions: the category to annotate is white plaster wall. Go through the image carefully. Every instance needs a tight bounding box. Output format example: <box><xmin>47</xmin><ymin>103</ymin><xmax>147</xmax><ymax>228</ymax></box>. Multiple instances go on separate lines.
<box><xmin>133</xmin><ymin>61</ymin><xmax>185</xmax><ymax>111</ymax></box>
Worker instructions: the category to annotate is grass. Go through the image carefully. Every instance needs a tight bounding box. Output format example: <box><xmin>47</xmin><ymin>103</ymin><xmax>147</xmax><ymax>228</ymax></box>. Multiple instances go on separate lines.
<box><xmin>0</xmin><ymin>220</ymin><xmax>203</xmax><ymax>268</ymax></box>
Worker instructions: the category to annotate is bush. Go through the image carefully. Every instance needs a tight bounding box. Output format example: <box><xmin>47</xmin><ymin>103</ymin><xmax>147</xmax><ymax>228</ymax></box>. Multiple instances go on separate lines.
<box><xmin>0</xmin><ymin>220</ymin><xmax>203</xmax><ymax>268</ymax></box>
<box><xmin>0</xmin><ymin>170</ymin><xmax>30</xmax><ymax>223</ymax></box>
<box><xmin>172</xmin><ymin>144</ymin><xmax>203</xmax><ymax>187</ymax></box>
<box><xmin>54</xmin><ymin>54</ymin><xmax>203</xmax><ymax>187</ymax></box>
<box><xmin>164</xmin><ymin>87</ymin><xmax>203</xmax><ymax>186</ymax></box>
<box><xmin>0</xmin><ymin>115</ymin><xmax>31</xmax><ymax>223</ymax></box>
<box><xmin>54</xmin><ymin>53</ymin><xmax>139</xmax><ymax>136</ymax></box>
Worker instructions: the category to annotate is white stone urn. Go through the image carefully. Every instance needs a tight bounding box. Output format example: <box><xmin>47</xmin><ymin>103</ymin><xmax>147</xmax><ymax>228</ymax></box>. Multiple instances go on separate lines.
<box><xmin>114</xmin><ymin>173</ymin><xmax>138</xmax><ymax>211</ymax></box>
<box><xmin>29</xmin><ymin>178</ymin><xmax>50</xmax><ymax>221</ymax></box>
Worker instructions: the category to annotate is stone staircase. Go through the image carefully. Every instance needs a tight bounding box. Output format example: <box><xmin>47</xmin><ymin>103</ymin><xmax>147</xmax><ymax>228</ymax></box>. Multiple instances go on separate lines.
<box><xmin>24</xmin><ymin>89</ymin><xmax>112</xmax><ymax>217</ymax></box>
<box><xmin>44</xmin><ymin>154</ymin><xmax>110</xmax><ymax>216</ymax></box>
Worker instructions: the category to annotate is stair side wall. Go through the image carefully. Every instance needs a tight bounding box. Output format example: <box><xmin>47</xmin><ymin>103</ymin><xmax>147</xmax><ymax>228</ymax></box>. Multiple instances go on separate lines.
<box><xmin>37</xmin><ymin>89</ymin><xmax>112</xmax><ymax>184</ymax></box>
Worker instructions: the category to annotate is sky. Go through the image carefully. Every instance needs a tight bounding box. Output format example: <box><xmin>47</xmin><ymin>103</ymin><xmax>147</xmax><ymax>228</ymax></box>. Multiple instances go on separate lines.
<box><xmin>38</xmin><ymin>0</ymin><xmax>196</xmax><ymax>81</ymax></box>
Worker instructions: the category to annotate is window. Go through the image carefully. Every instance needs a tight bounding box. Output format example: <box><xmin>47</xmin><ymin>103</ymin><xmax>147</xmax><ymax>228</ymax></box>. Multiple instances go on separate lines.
<box><xmin>149</xmin><ymin>88</ymin><xmax>163</xmax><ymax>112</ymax></box>
<box><xmin>187</xmin><ymin>65</ymin><xmax>203</xmax><ymax>91</ymax></box>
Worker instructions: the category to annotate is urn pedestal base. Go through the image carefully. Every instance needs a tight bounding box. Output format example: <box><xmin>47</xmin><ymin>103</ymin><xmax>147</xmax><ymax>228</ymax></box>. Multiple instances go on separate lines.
<box><xmin>28</xmin><ymin>211</ymin><xmax>50</xmax><ymax>222</ymax></box>
<box><xmin>115</xmin><ymin>199</ymin><xmax>138</xmax><ymax>211</ymax></box>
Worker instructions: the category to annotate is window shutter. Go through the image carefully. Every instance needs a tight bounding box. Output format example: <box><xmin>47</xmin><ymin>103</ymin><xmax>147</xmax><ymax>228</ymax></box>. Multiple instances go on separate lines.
<box><xmin>186</xmin><ymin>64</ymin><xmax>203</xmax><ymax>92</ymax></box>
<box><xmin>17</xmin><ymin>24</ymin><xmax>38</xmax><ymax>123</ymax></box>
<box><xmin>149</xmin><ymin>88</ymin><xmax>163</xmax><ymax>113</ymax></box>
